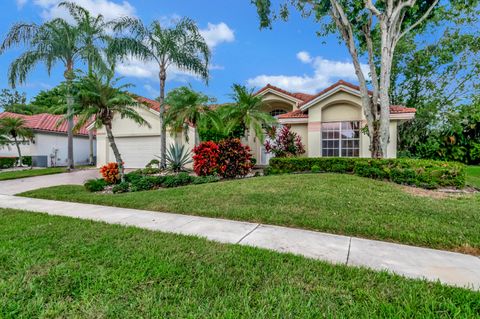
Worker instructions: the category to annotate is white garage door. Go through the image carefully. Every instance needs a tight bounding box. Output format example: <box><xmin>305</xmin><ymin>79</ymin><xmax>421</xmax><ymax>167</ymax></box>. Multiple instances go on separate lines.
<box><xmin>111</xmin><ymin>136</ymin><xmax>160</xmax><ymax>168</ymax></box>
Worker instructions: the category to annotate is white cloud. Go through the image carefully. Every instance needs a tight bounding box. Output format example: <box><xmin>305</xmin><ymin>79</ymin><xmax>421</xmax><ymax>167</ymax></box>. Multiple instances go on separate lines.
<box><xmin>16</xmin><ymin>0</ymin><xmax>28</xmax><ymax>9</ymax></box>
<box><xmin>30</xmin><ymin>0</ymin><xmax>136</xmax><ymax>21</ymax></box>
<box><xmin>116</xmin><ymin>22</ymin><xmax>234</xmax><ymax>82</ymax></box>
<box><xmin>247</xmin><ymin>51</ymin><xmax>369</xmax><ymax>94</ymax></box>
<box><xmin>199</xmin><ymin>22</ymin><xmax>235</xmax><ymax>48</ymax></box>
<box><xmin>296</xmin><ymin>51</ymin><xmax>312</xmax><ymax>64</ymax></box>
<box><xmin>143</xmin><ymin>84</ymin><xmax>159</xmax><ymax>98</ymax></box>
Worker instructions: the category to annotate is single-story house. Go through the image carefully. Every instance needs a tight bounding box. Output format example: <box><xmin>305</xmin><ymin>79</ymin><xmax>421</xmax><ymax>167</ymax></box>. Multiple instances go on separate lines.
<box><xmin>95</xmin><ymin>97</ymin><xmax>195</xmax><ymax>168</ymax></box>
<box><xmin>247</xmin><ymin>80</ymin><xmax>416</xmax><ymax>165</ymax></box>
<box><xmin>0</xmin><ymin>112</ymin><xmax>96</xmax><ymax>167</ymax></box>
<box><xmin>94</xmin><ymin>80</ymin><xmax>415</xmax><ymax>169</ymax></box>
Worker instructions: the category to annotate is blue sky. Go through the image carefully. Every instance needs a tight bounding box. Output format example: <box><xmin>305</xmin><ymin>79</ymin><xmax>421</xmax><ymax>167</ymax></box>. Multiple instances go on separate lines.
<box><xmin>0</xmin><ymin>0</ymin><xmax>364</xmax><ymax>103</ymax></box>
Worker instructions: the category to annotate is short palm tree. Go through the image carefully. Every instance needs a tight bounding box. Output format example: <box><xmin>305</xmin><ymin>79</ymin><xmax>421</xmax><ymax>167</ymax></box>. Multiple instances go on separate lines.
<box><xmin>1</xmin><ymin>4</ymin><xmax>110</xmax><ymax>170</ymax></box>
<box><xmin>74</xmin><ymin>72</ymin><xmax>150</xmax><ymax>182</ymax></box>
<box><xmin>0</xmin><ymin>117</ymin><xmax>33</xmax><ymax>166</ymax></box>
<box><xmin>111</xmin><ymin>17</ymin><xmax>210</xmax><ymax>168</ymax></box>
<box><xmin>228</xmin><ymin>84</ymin><xmax>277</xmax><ymax>141</ymax></box>
<box><xmin>164</xmin><ymin>86</ymin><xmax>211</xmax><ymax>145</ymax></box>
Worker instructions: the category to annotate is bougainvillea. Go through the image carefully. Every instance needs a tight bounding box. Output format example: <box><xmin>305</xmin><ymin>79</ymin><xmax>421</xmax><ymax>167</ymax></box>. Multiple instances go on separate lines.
<box><xmin>264</xmin><ymin>125</ymin><xmax>305</xmax><ymax>158</ymax></box>
<box><xmin>192</xmin><ymin>141</ymin><xmax>220</xmax><ymax>176</ymax></box>
<box><xmin>100</xmin><ymin>162</ymin><xmax>120</xmax><ymax>184</ymax></box>
<box><xmin>218</xmin><ymin>138</ymin><xmax>254</xmax><ymax>178</ymax></box>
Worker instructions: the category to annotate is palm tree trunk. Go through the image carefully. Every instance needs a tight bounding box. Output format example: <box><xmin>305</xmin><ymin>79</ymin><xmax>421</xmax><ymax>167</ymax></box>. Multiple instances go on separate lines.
<box><xmin>88</xmin><ymin>130</ymin><xmax>94</xmax><ymax>165</ymax></box>
<box><xmin>158</xmin><ymin>66</ymin><xmax>167</xmax><ymax>169</ymax></box>
<box><xmin>13</xmin><ymin>135</ymin><xmax>22</xmax><ymax>167</ymax></box>
<box><xmin>194</xmin><ymin>126</ymin><xmax>200</xmax><ymax>146</ymax></box>
<box><xmin>105</xmin><ymin>124</ymin><xmax>125</xmax><ymax>183</ymax></box>
<box><xmin>65</xmin><ymin>64</ymin><xmax>75</xmax><ymax>170</ymax></box>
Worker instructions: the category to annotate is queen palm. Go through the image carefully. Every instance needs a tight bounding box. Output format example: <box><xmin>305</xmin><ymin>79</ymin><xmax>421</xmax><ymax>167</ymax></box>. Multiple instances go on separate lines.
<box><xmin>0</xmin><ymin>117</ymin><xmax>33</xmax><ymax>167</ymax></box>
<box><xmin>228</xmin><ymin>84</ymin><xmax>277</xmax><ymax>141</ymax></box>
<box><xmin>164</xmin><ymin>86</ymin><xmax>210</xmax><ymax>145</ymax></box>
<box><xmin>0</xmin><ymin>5</ymin><xmax>109</xmax><ymax>170</ymax></box>
<box><xmin>111</xmin><ymin>17</ymin><xmax>210</xmax><ymax>168</ymax></box>
<box><xmin>74</xmin><ymin>71</ymin><xmax>150</xmax><ymax>182</ymax></box>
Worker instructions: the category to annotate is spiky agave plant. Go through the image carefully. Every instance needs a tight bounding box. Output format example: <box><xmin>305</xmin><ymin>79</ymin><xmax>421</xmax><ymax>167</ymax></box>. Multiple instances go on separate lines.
<box><xmin>163</xmin><ymin>143</ymin><xmax>193</xmax><ymax>173</ymax></box>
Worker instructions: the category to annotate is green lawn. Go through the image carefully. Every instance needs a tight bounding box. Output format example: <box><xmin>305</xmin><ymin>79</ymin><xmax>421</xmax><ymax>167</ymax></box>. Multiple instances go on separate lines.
<box><xmin>21</xmin><ymin>174</ymin><xmax>480</xmax><ymax>253</ymax></box>
<box><xmin>467</xmin><ymin>166</ymin><xmax>480</xmax><ymax>189</ymax></box>
<box><xmin>1</xmin><ymin>209</ymin><xmax>479</xmax><ymax>318</ymax></box>
<box><xmin>0</xmin><ymin>167</ymin><xmax>66</xmax><ymax>181</ymax></box>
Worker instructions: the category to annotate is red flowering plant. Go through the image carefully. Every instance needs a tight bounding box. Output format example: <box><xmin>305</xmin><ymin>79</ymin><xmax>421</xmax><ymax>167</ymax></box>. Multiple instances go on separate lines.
<box><xmin>264</xmin><ymin>125</ymin><xmax>306</xmax><ymax>158</ymax></box>
<box><xmin>100</xmin><ymin>162</ymin><xmax>121</xmax><ymax>184</ymax></box>
<box><xmin>192</xmin><ymin>141</ymin><xmax>220</xmax><ymax>176</ymax></box>
<box><xmin>218</xmin><ymin>138</ymin><xmax>254</xmax><ymax>178</ymax></box>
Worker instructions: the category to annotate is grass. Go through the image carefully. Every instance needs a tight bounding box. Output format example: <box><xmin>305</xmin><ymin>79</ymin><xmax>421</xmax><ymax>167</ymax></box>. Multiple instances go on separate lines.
<box><xmin>21</xmin><ymin>173</ymin><xmax>480</xmax><ymax>253</ymax></box>
<box><xmin>1</xmin><ymin>208</ymin><xmax>479</xmax><ymax>318</ymax></box>
<box><xmin>467</xmin><ymin>166</ymin><xmax>480</xmax><ymax>189</ymax></box>
<box><xmin>0</xmin><ymin>167</ymin><xmax>66</xmax><ymax>181</ymax></box>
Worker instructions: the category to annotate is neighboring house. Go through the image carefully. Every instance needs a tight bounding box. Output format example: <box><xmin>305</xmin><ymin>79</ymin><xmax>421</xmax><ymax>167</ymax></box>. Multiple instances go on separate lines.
<box><xmin>95</xmin><ymin>97</ymin><xmax>195</xmax><ymax>168</ymax></box>
<box><xmin>246</xmin><ymin>80</ymin><xmax>416</xmax><ymax>165</ymax></box>
<box><xmin>0</xmin><ymin>112</ymin><xmax>95</xmax><ymax>167</ymax></box>
<box><xmin>95</xmin><ymin>80</ymin><xmax>415</xmax><ymax>169</ymax></box>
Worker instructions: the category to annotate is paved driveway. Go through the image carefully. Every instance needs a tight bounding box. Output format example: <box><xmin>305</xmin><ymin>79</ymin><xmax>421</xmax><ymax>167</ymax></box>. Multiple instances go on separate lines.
<box><xmin>0</xmin><ymin>169</ymin><xmax>99</xmax><ymax>195</ymax></box>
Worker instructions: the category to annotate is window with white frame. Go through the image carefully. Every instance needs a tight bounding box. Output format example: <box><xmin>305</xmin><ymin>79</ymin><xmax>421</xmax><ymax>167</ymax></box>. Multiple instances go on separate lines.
<box><xmin>269</xmin><ymin>109</ymin><xmax>287</xmax><ymax>117</ymax></box>
<box><xmin>321</xmin><ymin>121</ymin><xmax>360</xmax><ymax>157</ymax></box>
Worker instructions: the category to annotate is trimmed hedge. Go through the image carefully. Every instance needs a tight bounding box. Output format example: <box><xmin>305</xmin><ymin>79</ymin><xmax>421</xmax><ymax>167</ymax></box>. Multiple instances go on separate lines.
<box><xmin>268</xmin><ymin>157</ymin><xmax>466</xmax><ymax>189</ymax></box>
<box><xmin>0</xmin><ymin>156</ymin><xmax>32</xmax><ymax>169</ymax></box>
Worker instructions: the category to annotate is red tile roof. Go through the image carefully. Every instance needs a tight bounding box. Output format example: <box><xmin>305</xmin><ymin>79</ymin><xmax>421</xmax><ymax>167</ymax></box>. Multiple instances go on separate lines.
<box><xmin>136</xmin><ymin>96</ymin><xmax>161</xmax><ymax>112</ymax></box>
<box><xmin>255</xmin><ymin>84</ymin><xmax>313</xmax><ymax>102</ymax></box>
<box><xmin>277</xmin><ymin>110</ymin><xmax>308</xmax><ymax>119</ymax></box>
<box><xmin>255</xmin><ymin>80</ymin><xmax>416</xmax><ymax>116</ymax></box>
<box><xmin>0</xmin><ymin>112</ymin><xmax>93</xmax><ymax>136</ymax></box>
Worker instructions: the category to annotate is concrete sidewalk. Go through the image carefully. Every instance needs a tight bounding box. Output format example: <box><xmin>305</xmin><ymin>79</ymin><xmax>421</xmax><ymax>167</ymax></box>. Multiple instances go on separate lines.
<box><xmin>1</xmin><ymin>194</ymin><xmax>479</xmax><ymax>290</ymax></box>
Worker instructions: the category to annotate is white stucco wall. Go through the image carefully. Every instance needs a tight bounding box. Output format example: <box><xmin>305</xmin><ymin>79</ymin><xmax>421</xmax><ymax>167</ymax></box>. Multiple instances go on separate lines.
<box><xmin>0</xmin><ymin>132</ymin><xmax>95</xmax><ymax>167</ymax></box>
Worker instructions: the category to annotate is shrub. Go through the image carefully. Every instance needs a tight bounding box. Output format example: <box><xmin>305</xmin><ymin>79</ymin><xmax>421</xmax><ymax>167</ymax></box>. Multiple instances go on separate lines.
<box><xmin>193</xmin><ymin>141</ymin><xmax>220</xmax><ymax>176</ymax></box>
<box><xmin>130</xmin><ymin>176</ymin><xmax>164</xmax><ymax>192</ymax></box>
<box><xmin>84</xmin><ymin>178</ymin><xmax>107</xmax><ymax>192</ymax></box>
<box><xmin>100</xmin><ymin>162</ymin><xmax>120</xmax><ymax>184</ymax></box>
<box><xmin>311</xmin><ymin>165</ymin><xmax>320</xmax><ymax>173</ymax></box>
<box><xmin>269</xmin><ymin>157</ymin><xmax>465</xmax><ymax>189</ymax></box>
<box><xmin>0</xmin><ymin>157</ymin><xmax>16</xmax><ymax>169</ymax></box>
<box><xmin>217</xmin><ymin>138</ymin><xmax>254</xmax><ymax>178</ymax></box>
<box><xmin>112</xmin><ymin>182</ymin><xmax>130</xmax><ymax>194</ymax></box>
<box><xmin>145</xmin><ymin>159</ymin><xmax>160</xmax><ymax>169</ymax></box>
<box><xmin>162</xmin><ymin>172</ymin><xmax>194</xmax><ymax>188</ymax></box>
<box><xmin>192</xmin><ymin>175</ymin><xmax>221</xmax><ymax>185</ymax></box>
<box><xmin>124</xmin><ymin>171</ymin><xmax>144</xmax><ymax>183</ymax></box>
<box><xmin>22</xmin><ymin>156</ymin><xmax>32</xmax><ymax>166</ymax></box>
<box><xmin>264</xmin><ymin>125</ymin><xmax>306</xmax><ymax>158</ymax></box>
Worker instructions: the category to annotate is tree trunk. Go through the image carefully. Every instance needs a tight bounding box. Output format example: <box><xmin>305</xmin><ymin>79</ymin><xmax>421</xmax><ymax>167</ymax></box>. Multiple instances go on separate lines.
<box><xmin>88</xmin><ymin>130</ymin><xmax>94</xmax><ymax>165</ymax></box>
<box><xmin>13</xmin><ymin>135</ymin><xmax>22</xmax><ymax>167</ymax></box>
<box><xmin>105</xmin><ymin>124</ymin><xmax>125</xmax><ymax>183</ymax></box>
<box><xmin>158</xmin><ymin>66</ymin><xmax>167</xmax><ymax>169</ymax></box>
<box><xmin>194</xmin><ymin>126</ymin><xmax>200</xmax><ymax>146</ymax></box>
<box><xmin>65</xmin><ymin>63</ymin><xmax>75</xmax><ymax>170</ymax></box>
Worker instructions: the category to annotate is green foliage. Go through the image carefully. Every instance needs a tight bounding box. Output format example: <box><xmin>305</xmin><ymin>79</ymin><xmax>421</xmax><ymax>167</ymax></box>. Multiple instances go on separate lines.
<box><xmin>191</xmin><ymin>175</ymin><xmax>220</xmax><ymax>185</ymax></box>
<box><xmin>112</xmin><ymin>182</ymin><xmax>130</xmax><ymax>194</ymax></box>
<box><xmin>311</xmin><ymin>165</ymin><xmax>320</xmax><ymax>173</ymax></box>
<box><xmin>164</xmin><ymin>143</ymin><xmax>192</xmax><ymax>172</ymax></box>
<box><xmin>130</xmin><ymin>176</ymin><xmax>162</xmax><ymax>192</ymax></box>
<box><xmin>145</xmin><ymin>159</ymin><xmax>160</xmax><ymax>169</ymax></box>
<box><xmin>29</xmin><ymin>84</ymin><xmax>69</xmax><ymax>114</ymax></box>
<box><xmin>164</xmin><ymin>86</ymin><xmax>211</xmax><ymax>142</ymax></box>
<box><xmin>0</xmin><ymin>157</ymin><xmax>17</xmax><ymax>169</ymax></box>
<box><xmin>0</xmin><ymin>89</ymin><xmax>28</xmax><ymax>113</ymax></box>
<box><xmin>162</xmin><ymin>172</ymin><xmax>194</xmax><ymax>188</ymax></box>
<box><xmin>269</xmin><ymin>157</ymin><xmax>466</xmax><ymax>189</ymax></box>
<box><xmin>84</xmin><ymin>178</ymin><xmax>107</xmax><ymax>192</ymax></box>
<box><xmin>198</xmin><ymin>104</ymin><xmax>244</xmax><ymax>142</ymax></box>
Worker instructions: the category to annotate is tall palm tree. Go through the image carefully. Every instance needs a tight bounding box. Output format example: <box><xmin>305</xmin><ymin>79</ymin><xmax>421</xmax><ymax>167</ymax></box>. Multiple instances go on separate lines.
<box><xmin>111</xmin><ymin>17</ymin><xmax>210</xmax><ymax>168</ymax></box>
<box><xmin>228</xmin><ymin>84</ymin><xmax>277</xmax><ymax>141</ymax></box>
<box><xmin>0</xmin><ymin>117</ymin><xmax>33</xmax><ymax>166</ymax></box>
<box><xmin>164</xmin><ymin>86</ymin><xmax>210</xmax><ymax>145</ymax></box>
<box><xmin>0</xmin><ymin>4</ymin><xmax>110</xmax><ymax>170</ymax></box>
<box><xmin>74</xmin><ymin>72</ymin><xmax>150</xmax><ymax>182</ymax></box>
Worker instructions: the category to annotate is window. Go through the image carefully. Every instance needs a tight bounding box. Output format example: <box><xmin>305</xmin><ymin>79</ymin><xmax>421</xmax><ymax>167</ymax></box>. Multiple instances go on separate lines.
<box><xmin>321</xmin><ymin>121</ymin><xmax>360</xmax><ymax>157</ymax></box>
<box><xmin>270</xmin><ymin>109</ymin><xmax>287</xmax><ymax>117</ymax></box>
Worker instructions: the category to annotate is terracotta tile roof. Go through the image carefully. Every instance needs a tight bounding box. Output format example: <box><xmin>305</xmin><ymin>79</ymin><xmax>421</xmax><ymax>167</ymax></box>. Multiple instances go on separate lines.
<box><xmin>277</xmin><ymin>110</ymin><xmax>308</xmax><ymax>119</ymax></box>
<box><xmin>136</xmin><ymin>96</ymin><xmax>161</xmax><ymax>112</ymax></box>
<box><xmin>255</xmin><ymin>80</ymin><xmax>416</xmax><ymax>115</ymax></box>
<box><xmin>255</xmin><ymin>84</ymin><xmax>313</xmax><ymax>102</ymax></box>
<box><xmin>389</xmin><ymin>105</ymin><xmax>417</xmax><ymax>114</ymax></box>
<box><xmin>0</xmin><ymin>112</ymin><xmax>93</xmax><ymax>136</ymax></box>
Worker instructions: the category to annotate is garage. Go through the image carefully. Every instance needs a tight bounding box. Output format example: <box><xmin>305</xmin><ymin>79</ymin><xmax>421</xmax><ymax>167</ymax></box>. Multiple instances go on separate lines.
<box><xmin>108</xmin><ymin>136</ymin><xmax>161</xmax><ymax>168</ymax></box>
